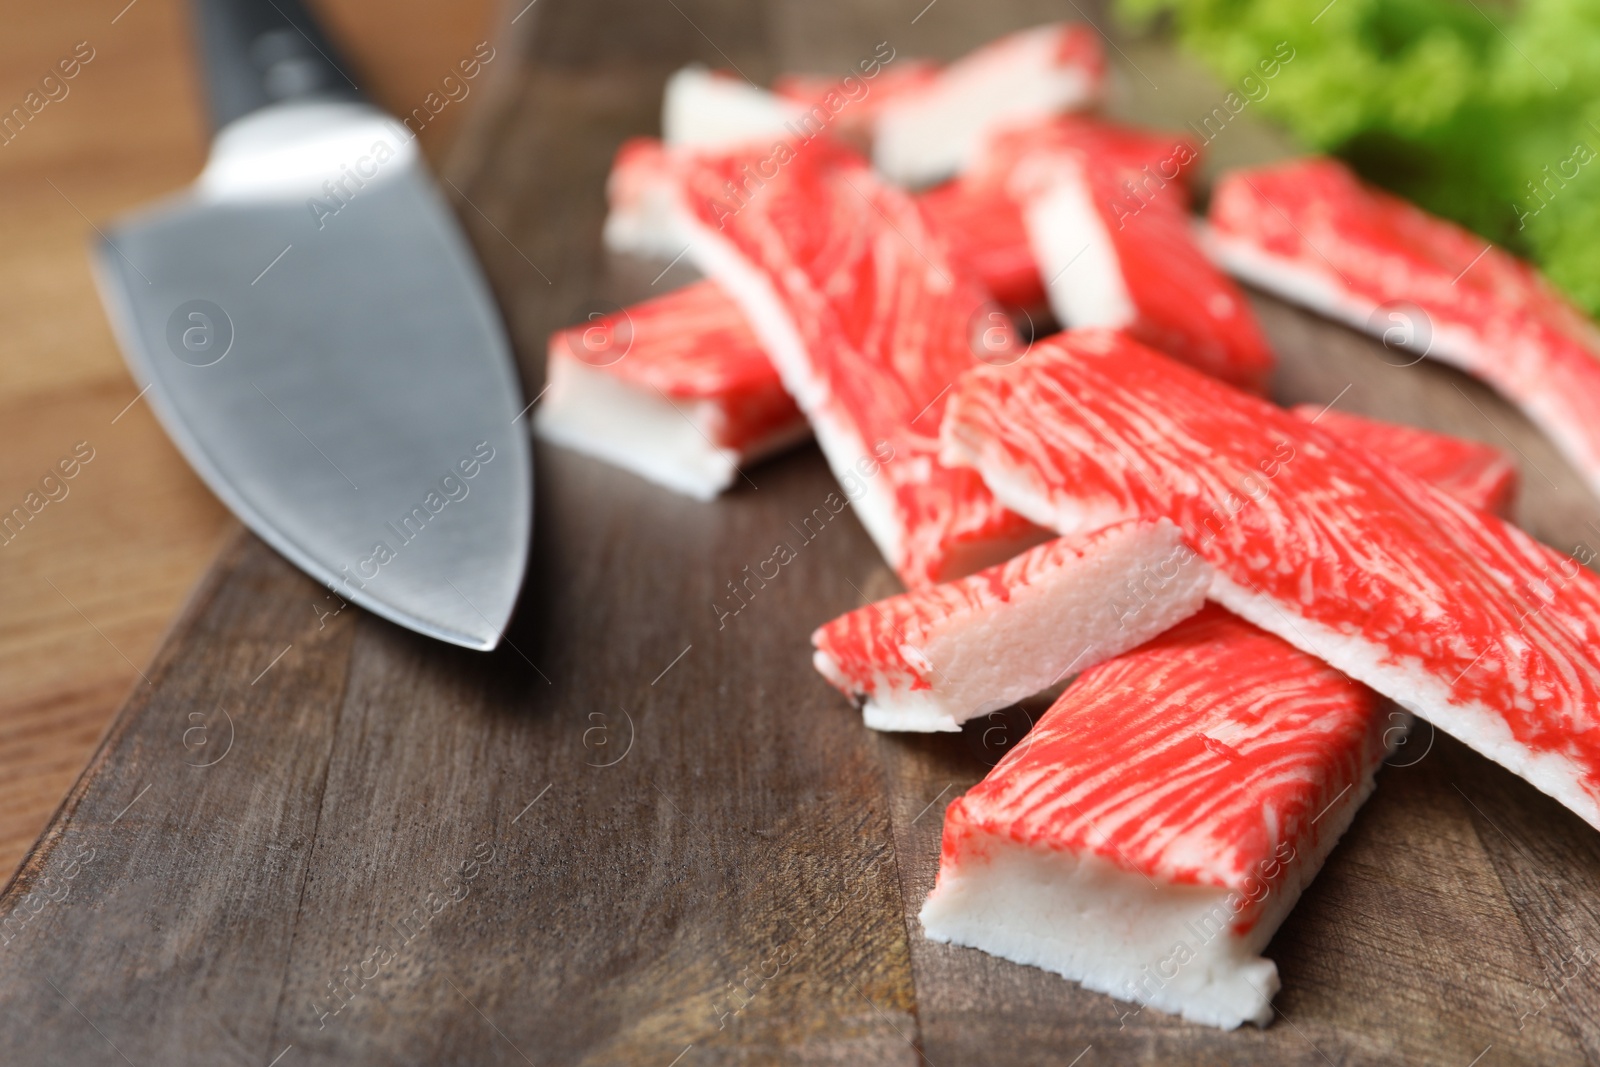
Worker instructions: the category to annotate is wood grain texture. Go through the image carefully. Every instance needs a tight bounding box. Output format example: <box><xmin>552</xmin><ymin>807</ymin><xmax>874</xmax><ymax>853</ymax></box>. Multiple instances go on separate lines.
<box><xmin>0</xmin><ymin>0</ymin><xmax>500</xmax><ymax>882</ymax></box>
<box><xmin>5</xmin><ymin>0</ymin><xmax>1600</xmax><ymax>1064</ymax></box>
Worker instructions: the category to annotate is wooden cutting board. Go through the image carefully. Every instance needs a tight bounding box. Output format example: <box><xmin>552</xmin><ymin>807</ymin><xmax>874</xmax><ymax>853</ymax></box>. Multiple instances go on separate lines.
<box><xmin>5</xmin><ymin>2</ymin><xmax>1600</xmax><ymax>1063</ymax></box>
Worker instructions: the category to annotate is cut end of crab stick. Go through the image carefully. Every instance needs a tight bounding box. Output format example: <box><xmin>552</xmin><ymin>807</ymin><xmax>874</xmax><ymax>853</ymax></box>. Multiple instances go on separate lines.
<box><xmin>872</xmin><ymin>23</ymin><xmax>1105</xmax><ymax>186</ymax></box>
<box><xmin>812</xmin><ymin>518</ymin><xmax>1210</xmax><ymax>732</ymax></box>
<box><xmin>941</xmin><ymin>327</ymin><xmax>1600</xmax><ymax>831</ymax></box>
<box><xmin>1290</xmin><ymin>405</ymin><xmax>1519</xmax><ymax>516</ymax></box>
<box><xmin>534</xmin><ymin>281</ymin><xmax>806</xmax><ymax>499</ymax></box>
<box><xmin>920</xmin><ymin>606</ymin><xmax>1391</xmax><ymax>1030</ymax></box>
<box><xmin>661</xmin><ymin>65</ymin><xmax>805</xmax><ymax>150</ymax></box>
<box><xmin>1205</xmin><ymin>156</ymin><xmax>1600</xmax><ymax>500</ymax></box>
<box><xmin>603</xmin><ymin>138</ymin><xmax>686</xmax><ymax>260</ymax></box>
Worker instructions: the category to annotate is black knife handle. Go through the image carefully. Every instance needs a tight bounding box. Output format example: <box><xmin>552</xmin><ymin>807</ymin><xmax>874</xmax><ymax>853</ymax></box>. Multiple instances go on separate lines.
<box><xmin>194</xmin><ymin>0</ymin><xmax>363</xmax><ymax>131</ymax></box>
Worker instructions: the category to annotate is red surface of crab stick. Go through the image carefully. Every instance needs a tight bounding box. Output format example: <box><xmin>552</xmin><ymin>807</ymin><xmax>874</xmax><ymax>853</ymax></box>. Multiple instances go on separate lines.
<box><xmin>919</xmin><ymin>412</ymin><xmax>1516</xmax><ymax>1029</ymax></box>
<box><xmin>533</xmin><ymin>281</ymin><xmax>806</xmax><ymax>499</ymax></box>
<box><xmin>942</xmin><ymin>328</ymin><xmax>1600</xmax><ymax>830</ymax></box>
<box><xmin>972</xmin><ymin>115</ymin><xmax>1203</xmax><ymax>212</ymax></box>
<box><xmin>1206</xmin><ymin>156</ymin><xmax>1600</xmax><ymax>500</ymax></box>
<box><xmin>988</xmin><ymin>117</ymin><xmax>1274</xmax><ymax>392</ymax></box>
<box><xmin>1289</xmin><ymin>405</ymin><xmax>1519</xmax><ymax>518</ymax></box>
<box><xmin>812</xmin><ymin>518</ymin><xmax>1210</xmax><ymax>732</ymax></box>
<box><xmin>915</xmin><ymin>175</ymin><xmax>1045</xmax><ymax>311</ymax></box>
<box><xmin>651</xmin><ymin>137</ymin><xmax>1045</xmax><ymax>586</ymax></box>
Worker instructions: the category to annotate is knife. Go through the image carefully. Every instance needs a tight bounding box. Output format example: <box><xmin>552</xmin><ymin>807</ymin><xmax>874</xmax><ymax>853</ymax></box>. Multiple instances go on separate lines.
<box><xmin>91</xmin><ymin>0</ymin><xmax>531</xmax><ymax>651</ymax></box>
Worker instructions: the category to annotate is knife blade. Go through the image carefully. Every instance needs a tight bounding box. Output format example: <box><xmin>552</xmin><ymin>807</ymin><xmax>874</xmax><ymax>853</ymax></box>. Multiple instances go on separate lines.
<box><xmin>91</xmin><ymin>0</ymin><xmax>531</xmax><ymax>651</ymax></box>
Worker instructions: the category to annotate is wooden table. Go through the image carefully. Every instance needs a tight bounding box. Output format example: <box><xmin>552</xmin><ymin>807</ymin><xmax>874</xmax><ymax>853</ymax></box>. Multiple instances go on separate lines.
<box><xmin>8</xmin><ymin>1</ymin><xmax>1600</xmax><ymax>1064</ymax></box>
<box><xmin>0</xmin><ymin>0</ymin><xmax>498</xmax><ymax>881</ymax></box>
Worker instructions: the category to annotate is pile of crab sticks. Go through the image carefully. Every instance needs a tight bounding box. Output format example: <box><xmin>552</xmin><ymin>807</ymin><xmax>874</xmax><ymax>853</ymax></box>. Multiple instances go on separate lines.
<box><xmin>534</xmin><ymin>23</ymin><xmax>1600</xmax><ymax>1031</ymax></box>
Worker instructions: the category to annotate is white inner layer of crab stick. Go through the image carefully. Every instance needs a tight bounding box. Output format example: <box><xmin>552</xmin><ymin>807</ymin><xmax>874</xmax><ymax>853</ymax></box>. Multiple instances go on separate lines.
<box><xmin>871</xmin><ymin>23</ymin><xmax>1103</xmax><ymax>186</ymax></box>
<box><xmin>920</xmin><ymin>605</ymin><xmax>1391</xmax><ymax>1030</ymax></box>
<box><xmin>812</xmin><ymin>518</ymin><xmax>1210</xmax><ymax>731</ymax></box>
<box><xmin>660</xmin><ymin>65</ymin><xmax>807</xmax><ymax>150</ymax></box>
<box><xmin>942</xmin><ymin>328</ymin><xmax>1600</xmax><ymax>830</ymax></box>
<box><xmin>996</xmin><ymin>121</ymin><xmax>1274</xmax><ymax>393</ymax></box>
<box><xmin>602</xmin><ymin>139</ymin><xmax>688</xmax><ymax>260</ymax></box>
<box><xmin>534</xmin><ymin>281</ymin><xmax>808</xmax><ymax>499</ymax></box>
<box><xmin>1022</xmin><ymin>161</ymin><xmax>1136</xmax><ymax>328</ymax></box>
<box><xmin>536</xmin><ymin>360</ymin><xmax>750</xmax><ymax>499</ymax></box>
<box><xmin>654</xmin><ymin>24</ymin><xmax>1104</xmax><ymax>189</ymax></box>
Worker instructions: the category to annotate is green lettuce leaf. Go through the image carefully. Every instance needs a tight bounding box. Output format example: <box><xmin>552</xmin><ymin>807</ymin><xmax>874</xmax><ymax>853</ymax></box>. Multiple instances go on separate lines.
<box><xmin>1120</xmin><ymin>0</ymin><xmax>1600</xmax><ymax>313</ymax></box>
